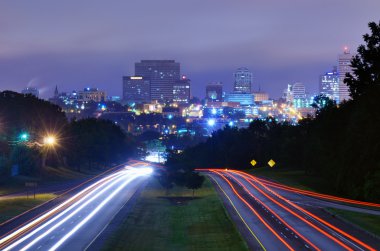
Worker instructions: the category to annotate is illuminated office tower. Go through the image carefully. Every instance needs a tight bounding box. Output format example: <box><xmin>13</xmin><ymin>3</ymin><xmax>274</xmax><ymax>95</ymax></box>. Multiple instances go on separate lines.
<box><xmin>173</xmin><ymin>76</ymin><xmax>191</xmax><ymax>104</ymax></box>
<box><xmin>123</xmin><ymin>76</ymin><xmax>150</xmax><ymax>104</ymax></box>
<box><xmin>233</xmin><ymin>67</ymin><xmax>252</xmax><ymax>93</ymax></box>
<box><xmin>135</xmin><ymin>60</ymin><xmax>180</xmax><ymax>102</ymax></box>
<box><xmin>338</xmin><ymin>48</ymin><xmax>353</xmax><ymax>102</ymax></box>
<box><xmin>320</xmin><ymin>67</ymin><xmax>339</xmax><ymax>103</ymax></box>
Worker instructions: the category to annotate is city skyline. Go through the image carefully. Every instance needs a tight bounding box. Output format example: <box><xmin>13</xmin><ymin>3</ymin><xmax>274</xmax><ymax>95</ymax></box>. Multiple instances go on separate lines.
<box><xmin>0</xmin><ymin>1</ymin><xmax>379</xmax><ymax>99</ymax></box>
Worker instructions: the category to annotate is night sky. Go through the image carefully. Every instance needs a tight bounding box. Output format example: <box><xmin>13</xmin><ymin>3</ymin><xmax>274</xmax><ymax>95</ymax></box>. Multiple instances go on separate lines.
<box><xmin>0</xmin><ymin>0</ymin><xmax>379</xmax><ymax>99</ymax></box>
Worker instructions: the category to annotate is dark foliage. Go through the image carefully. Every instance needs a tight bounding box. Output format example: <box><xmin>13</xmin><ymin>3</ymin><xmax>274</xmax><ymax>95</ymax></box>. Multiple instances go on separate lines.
<box><xmin>0</xmin><ymin>92</ymin><xmax>138</xmax><ymax>178</ymax></box>
<box><xmin>185</xmin><ymin>172</ymin><xmax>205</xmax><ymax>197</ymax></box>
<box><xmin>66</xmin><ymin>118</ymin><xmax>137</xmax><ymax>171</ymax></box>
<box><xmin>345</xmin><ymin>21</ymin><xmax>380</xmax><ymax>99</ymax></box>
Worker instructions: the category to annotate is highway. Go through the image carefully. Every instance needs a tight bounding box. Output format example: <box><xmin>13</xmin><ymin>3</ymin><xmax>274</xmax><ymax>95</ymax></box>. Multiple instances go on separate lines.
<box><xmin>205</xmin><ymin>169</ymin><xmax>380</xmax><ymax>251</ymax></box>
<box><xmin>0</xmin><ymin>162</ymin><xmax>153</xmax><ymax>251</ymax></box>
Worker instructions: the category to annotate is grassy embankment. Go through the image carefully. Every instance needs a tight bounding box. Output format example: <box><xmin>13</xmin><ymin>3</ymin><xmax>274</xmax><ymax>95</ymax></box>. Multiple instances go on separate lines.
<box><xmin>0</xmin><ymin>166</ymin><xmax>97</xmax><ymax>224</ymax></box>
<box><xmin>246</xmin><ymin>167</ymin><xmax>332</xmax><ymax>193</ymax></box>
<box><xmin>0</xmin><ymin>194</ymin><xmax>56</xmax><ymax>224</ymax></box>
<box><xmin>328</xmin><ymin>208</ymin><xmax>380</xmax><ymax>237</ymax></box>
<box><xmin>103</xmin><ymin>178</ymin><xmax>248</xmax><ymax>251</ymax></box>
<box><xmin>246</xmin><ymin>167</ymin><xmax>380</xmax><ymax>238</ymax></box>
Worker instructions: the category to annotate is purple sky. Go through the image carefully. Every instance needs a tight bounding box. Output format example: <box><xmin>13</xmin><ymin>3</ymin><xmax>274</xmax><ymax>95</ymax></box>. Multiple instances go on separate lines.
<box><xmin>0</xmin><ymin>0</ymin><xmax>379</xmax><ymax>99</ymax></box>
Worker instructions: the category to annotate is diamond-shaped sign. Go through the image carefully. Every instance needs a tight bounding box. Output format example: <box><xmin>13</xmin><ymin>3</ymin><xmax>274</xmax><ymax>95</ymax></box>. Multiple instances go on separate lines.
<box><xmin>268</xmin><ymin>159</ymin><xmax>276</xmax><ymax>167</ymax></box>
<box><xmin>250</xmin><ymin>159</ymin><xmax>257</xmax><ymax>167</ymax></box>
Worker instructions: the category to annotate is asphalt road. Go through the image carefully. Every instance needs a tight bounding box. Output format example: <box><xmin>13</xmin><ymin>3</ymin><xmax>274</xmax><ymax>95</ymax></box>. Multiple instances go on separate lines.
<box><xmin>206</xmin><ymin>170</ymin><xmax>380</xmax><ymax>251</ymax></box>
<box><xmin>0</xmin><ymin>163</ymin><xmax>153</xmax><ymax>251</ymax></box>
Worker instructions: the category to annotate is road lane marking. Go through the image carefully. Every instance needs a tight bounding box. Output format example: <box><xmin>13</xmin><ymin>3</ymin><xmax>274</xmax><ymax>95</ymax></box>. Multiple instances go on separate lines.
<box><xmin>208</xmin><ymin>175</ymin><xmax>267</xmax><ymax>251</ymax></box>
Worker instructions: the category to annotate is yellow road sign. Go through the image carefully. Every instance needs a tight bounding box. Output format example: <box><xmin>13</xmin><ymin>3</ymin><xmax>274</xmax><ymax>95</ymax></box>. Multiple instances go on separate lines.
<box><xmin>268</xmin><ymin>159</ymin><xmax>276</xmax><ymax>167</ymax></box>
<box><xmin>250</xmin><ymin>160</ymin><xmax>257</xmax><ymax>167</ymax></box>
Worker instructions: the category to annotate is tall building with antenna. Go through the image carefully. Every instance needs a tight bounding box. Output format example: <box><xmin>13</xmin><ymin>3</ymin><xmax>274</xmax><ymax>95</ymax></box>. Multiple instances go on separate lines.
<box><xmin>338</xmin><ymin>47</ymin><xmax>353</xmax><ymax>102</ymax></box>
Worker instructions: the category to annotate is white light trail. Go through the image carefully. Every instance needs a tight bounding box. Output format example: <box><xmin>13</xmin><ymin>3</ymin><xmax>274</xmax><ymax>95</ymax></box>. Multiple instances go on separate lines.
<box><xmin>49</xmin><ymin>172</ymin><xmax>141</xmax><ymax>250</ymax></box>
<box><xmin>4</xmin><ymin>171</ymin><xmax>131</xmax><ymax>251</ymax></box>
<box><xmin>0</xmin><ymin>171</ymin><xmax>124</xmax><ymax>246</ymax></box>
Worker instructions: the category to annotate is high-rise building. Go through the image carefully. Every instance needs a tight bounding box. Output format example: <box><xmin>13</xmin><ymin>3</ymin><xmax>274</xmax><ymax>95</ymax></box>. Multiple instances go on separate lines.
<box><xmin>338</xmin><ymin>48</ymin><xmax>353</xmax><ymax>102</ymax></box>
<box><xmin>287</xmin><ymin>82</ymin><xmax>309</xmax><ymax>108</ymax></box>
<box><xmin>78</xmin><ymin>87</ymin><xmax>106</xmax><ymax>102</ymax></box>
<box><xmin>206</xmin><ymin>82</ymin><xmax>223</xmax><ymax>102</ymax></box>
<box><xmin>123</xmin><ymin>76</ymin><xmax>150</xmax><ymax>104</ymax></box>
<box><xmin>233</xmin><ymin>67</ymin><xmax>252</xmax><ymax>93</ymax></box>
<box><xmin>173</xmin><ymin>76</ymin><xmax>191</xmax><ymax>104</ymax></box>
<box><xmin>320</xmin><ymin>67</ymin><xmax>339</xmax><ymax>103</ymax></box>
<box><xmin>283</xmin><ymin>84</ymin><xmax>294</xmax><ymax>103</ymax></box>
<box><xmin>135</xmin><ymin>60</ymin><xmax>180</xmax><ymax>102</ymax></box>
<box><xmin>292</xmin><ymin>82</ymin><xmax>306</xmax><ymax>99</ymax></box>
<box><xmin>21</xmin><ymin>87</ymin><xmax>39</xmax><ymax>97</ymax></box>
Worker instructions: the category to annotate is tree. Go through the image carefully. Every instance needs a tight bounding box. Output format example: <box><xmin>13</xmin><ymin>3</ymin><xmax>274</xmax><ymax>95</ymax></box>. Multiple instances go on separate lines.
<box><xmin>185</xmin><ymin>172</ymin><xmax>205</xmax><ymax>197</ymax></box>
<box><xmin>311</xmin><ymin>95</ymin><xmax>336</xmax><ymax>115</ymax></box>
<box><xmin>67</xmin><ymin>118</ymin><xmax>136</xmax><ymax>171</ymax></box>
<box><xmin>157</xmin><ymin>170</ymin><xmax>174</xmax><ymax>195</ymax></box>
<box><xmin>345</xmin><ymin>21</ymin><xmax>380</xmax><ymax>99</ymax></box>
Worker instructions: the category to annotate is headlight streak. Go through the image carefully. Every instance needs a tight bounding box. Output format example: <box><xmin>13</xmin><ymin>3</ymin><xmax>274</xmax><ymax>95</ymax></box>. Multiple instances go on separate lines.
<box><xmin>0</xmin><ymin>171</ymin><xmax>125</xmax><ymax>248</ymax></box>
<box><xmin>222</xmin><ymin>171</ymin><xmax>320</xmax><ymax>251</ymax></box>
<box><xmin>3</xmin><ymin>171</ymin><xmax>132</xmax><ymax>251</ymax></box>
<box><xmin>195</xmin><ymin>168</ymin><xmax>380</xmax><ymax>208</ymax></box>
<box><xmin>232</xmin><ymin>170</ymin><xmax>376</xmax><ymax>251</ymax></box>
<box><xmin>49</xmin><ymin>171</ymin><xmax>145</xmax><ymax>250</ymax></box>
<box><xmin>211</xmin><ymin>170</ymin><xmax>294</xmax><ymax>251</ymax></box>
<box><xmin>226</xmin><ymin>170</ymin><xmax>352</xmax><ymax>250</ymax></box>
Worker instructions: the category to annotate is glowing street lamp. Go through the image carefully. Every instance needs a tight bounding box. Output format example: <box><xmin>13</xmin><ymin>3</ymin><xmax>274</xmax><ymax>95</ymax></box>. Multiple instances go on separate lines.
<box><xmin>43</xmin><ymin>135</ymin><xmax>56</xmax><ymax>146</ymax></box>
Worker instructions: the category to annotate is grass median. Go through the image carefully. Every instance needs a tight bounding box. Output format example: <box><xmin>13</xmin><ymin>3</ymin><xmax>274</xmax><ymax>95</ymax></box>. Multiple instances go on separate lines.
<box><xmin>327</xmin><ymin>208</ymin><xmax>380</xmax><ymax>237</ymax></box>
<box><xmin>0</xmin><ymin>193</ymin><xmax>56</xmax><ymax>224</ymax></box>
<box><xmin>246</xmin><ymin>167</ymin><xmax>334</xmax><ymax>193</ymax></box>
<box><xmin>103</xmin><ymin>177</ymin><xmax>248</xmax><ymax>251</ymax></box>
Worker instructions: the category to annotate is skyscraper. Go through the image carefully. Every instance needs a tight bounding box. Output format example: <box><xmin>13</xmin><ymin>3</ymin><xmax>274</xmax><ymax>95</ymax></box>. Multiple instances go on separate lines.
<box><xmin>123</xmin><ymin>76</ymin><xmax>150</xmax><ymax>104</ymax></box>
<box><xmin>206</xmin><ymin>82</ymin><xmax>223</xmax><ymax>102</ymax></box>
<box><xmin>173</xmin><ymin>76</ymin><xmax>191</xmax><ymax>104</ymax></box>
<box><xmin>135</xmin><ymin>60</ymin><xmax>180</xmax><ymax>102</ymax></box>
<box><xmin>290</xmin><ymin>82</ymin><xmax>309</xmax><ymax>108</ymax></box>
<box><xmin>233</xmin><ymin>67</ymin><xmax>252</xmax><ymax>93</ymax></box>
<box><xmin>338</xmin><ymin>48</ymin><xmax>353</xmax><ymax>102</ymax></box>
<box><xmin>320</xmin><ymin>67</ymin><xmax>339</xmax><ymax>103</ymax></box>
<box><xmin>292</xmin><ymin>82</ymin><xmax>306</xmax><ymax>99</ymax></box>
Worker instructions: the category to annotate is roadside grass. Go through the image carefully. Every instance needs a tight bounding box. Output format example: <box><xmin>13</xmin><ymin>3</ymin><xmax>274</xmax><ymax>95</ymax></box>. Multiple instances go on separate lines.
<box><xmin>0</xmin><ymin>166</ymin><xmax>100</xmax><ymax>196</ymax></box>
<box><xmin>103</xmin><ymin>177</ymin><xmax>248</xmax><ymax>251</ymax></box>
<box><xmin>0</xmin><ymin>193</ymin><xmax>56</xmax><ymax>224</ymax></box>
<box><xmin>245</xmin><ymin>167</ymin><xmax>334</xmax><ymax>194</ymax></box>
<box><xmin>327</xmin><ymin>208</ymin><xmax>380</xmax><ymax>237</ymax></box>
<box><xmin>0</xmin><ymin>175</ymin><xmax>41</xmax><ymax>196</ymax></box>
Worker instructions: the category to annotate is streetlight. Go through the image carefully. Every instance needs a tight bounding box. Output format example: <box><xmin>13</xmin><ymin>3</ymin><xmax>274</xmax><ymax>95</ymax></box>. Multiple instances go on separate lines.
<box><xmin>41</xmin><ymin>135</ymin><xmax>57</xmax><ymax>167</ymax></box>
<box><xmin>43</xmin><ymin>135</ymin><xmax>56</xmax><ymax>146</ymax></box>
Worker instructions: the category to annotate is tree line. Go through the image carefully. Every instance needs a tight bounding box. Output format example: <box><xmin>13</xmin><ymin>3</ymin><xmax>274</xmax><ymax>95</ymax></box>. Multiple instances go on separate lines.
<box><xmin>0</xmin><ymin>91</ymin><xmax>138</xmax><ymax>179</ymax></box>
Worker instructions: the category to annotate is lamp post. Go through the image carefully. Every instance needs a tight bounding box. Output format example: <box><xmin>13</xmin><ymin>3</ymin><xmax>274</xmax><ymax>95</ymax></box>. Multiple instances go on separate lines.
<box><xmin>41</xmin><ymin>135</ymin><xmax>57</xmax><ymax>167</ymax></box>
